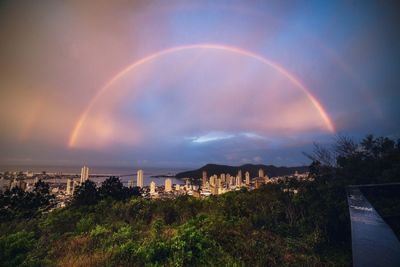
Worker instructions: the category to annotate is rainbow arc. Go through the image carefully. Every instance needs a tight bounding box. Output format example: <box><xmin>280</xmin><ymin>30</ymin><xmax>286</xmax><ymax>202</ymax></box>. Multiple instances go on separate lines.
<box><xmin>69</xmin><ymin>43</ymin><xmax>335</xmax><ymax>147</ymax></box>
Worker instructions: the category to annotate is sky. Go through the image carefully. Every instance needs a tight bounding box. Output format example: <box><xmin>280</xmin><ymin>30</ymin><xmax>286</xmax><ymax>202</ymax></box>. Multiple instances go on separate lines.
<box><xmin>0</xmin><ymin>0</ymin><xmax>399</xmax><ymax>168</ymax></box>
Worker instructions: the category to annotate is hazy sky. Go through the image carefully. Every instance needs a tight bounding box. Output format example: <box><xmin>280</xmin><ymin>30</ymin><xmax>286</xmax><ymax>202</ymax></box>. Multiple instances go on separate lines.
<box><xmin>1</xmin><ymin>0</ymin><xmax>399</xmax><ymax>168</ymax></box>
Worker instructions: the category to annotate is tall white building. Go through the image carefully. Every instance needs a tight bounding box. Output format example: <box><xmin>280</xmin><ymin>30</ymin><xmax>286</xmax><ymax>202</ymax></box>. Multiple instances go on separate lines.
<box><xmin>236</xmin><ymin>175</ymin><xmax>242</xmax><ymax>187</ymax></box>
<box><xmin>210</xmin><ymin>175</ymin><xmax>217</xmax><ymax>186</ymax></box>
<box><xmin>150</xmin><ymin>181</ymin><xmax>156</xmax><ymax>194</ymax></box>
<box><xmin>226</xmin><ymin>174</ymin><xmax>233</xmax><ymax>186</ymax></box>
<box><xmin>165</xmin><ymin>178</ymin><xmax>172</xmax><ymax>192</ymax></box>
<box><xmin>72</xmin><ymin>180</ymin><xmax>80</xmax><ymax>195</ymax></box>
<box><xmin>220</xmin><ymin>173</ymin><xmax>226</xmax><ymax>183</ymax></box>
<box><xmin>238</xmin><ymin>170</ymin><xmax>242</xmax><ymax>180</ymax></box>
<box><xmin>217</xmin><ymin>178</ymin><xmax>222</xmax><ymax>188</ymax></box>
<box><xmin>245</xmin><ymin>171</ymin><xmax>250</xmax><ymax>185</ymax></box>
<box><xmin>66</xmin><ymin>178</ymin><xmax>73</xmax><ymax>195</ymax></box>
<box><xmin>137</xmin><ymin>169</ymin><xmax>144</xmax><ymax>188</ymax></box>
<box><xmin>80</xmin><ymin>166</ymin><xmax>89</xmax><ymax>184</ymax></box>
<box><xmin>202</xmin><ymin>171</ymin><xmax>207</xmax><ymax>187</ymax></box>
<box><xmin>258</xmin><ymin>168</ymin><xmax>264</xmax><ymax>178</ymax></box>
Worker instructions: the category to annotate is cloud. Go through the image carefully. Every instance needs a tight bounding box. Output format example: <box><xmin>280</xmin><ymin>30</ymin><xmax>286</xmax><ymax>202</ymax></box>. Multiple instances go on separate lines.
<box><xmin>190</xmin><ymin>132</ymin><xmax>235</xmax><ymax>143</ymax></box>
<box><xmin>1</xmin><ymin>1</ymin><xmax>399</xmax><ymax>166</ymax></box>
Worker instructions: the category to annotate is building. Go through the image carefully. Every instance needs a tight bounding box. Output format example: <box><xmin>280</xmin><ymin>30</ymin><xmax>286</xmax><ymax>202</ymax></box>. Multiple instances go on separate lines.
<box><xmin>245</xmin><ymin>171</ymin><xmax>250</xmax><ymax>185</ymax></box>
<box><xmin>211</xmin><ymin>186</ymin><xmax>219</xmax><ymax>195</ymax></box>
<box><xmin>236</xmin><ymin>174</ymin><xmax>242</xmax><ymax>187</ymax></box>
<box><xmin>202</xmin><ymin>171</ymin><xmax>207</xmax><ymax>188</ymax></box>
<box><xmin>128</xmin><ymin>180</ymin><xmax>133</xmax><ymax>188</ymax></box>
<box><xmin>255</xmin><ymin>177</ymin><xmax>265</xmax><ymax>189</ymax></box>
<box><xmin>258</xmin><ymin>168</ymin><xmax>264</xmax><ymax>178</ymax></box>
<box><xmin>137</xmin><ymin>169</ymin><xmax>144</xmax><ymax>188</ymax></box>
<box><xmin>226</xmin><ymin>174</ymin><xmax>233</xmax><ymax>186</ymax></box>
<box><xmin>210</xmin><ymin>175</ymin><xmax>216</xmax><ymax>187</ymax></box>
<box><xmin>80</xmin><ymin>166</ymin><xmax>89</xmax><ymax>184</ymax></box>
<box><xmin>220</xmin><ymin>173</ymin><xmax>226</xmax><ymax>183</ymax></box>
<box><xmin>10</xmin><ymin>179</ymin><xmax>26</xmax><ymax>190</ymax></box>
<box><xmin>185</xmin><ymin>178</ymin><xmax>190</xmax><ymax>190</ymax></box>
<box><xmin>66</xmin><ymin>178</ymin><xmax>73</xmax><ymax>195</ymax></box>
<box><xmin>0</xmin><ymin>178</ymin><xmax>9</xmax><ymax>192</ymax></box>
<box><xmin>165</xmin><ymin>178</ymin><xmax>172</xmax><ymax>192</ymax></box>
<box><xmin>192</xmin><ymin>190</ymin><xmax>201</xmax><ymax>198</ymax></box>
<box><xmin>72</xmin><ymin>180</ymin><xmax>79</xmax><ymax>194</ymax></box>
<box><xmin>238</xmin><ymin>170</ymin><xmax>242</xmax><ymax>180</ymax></box>
<box><xmin>217</xmin><ymin>178</ymin><xmax>222</xmax><ymax>188</ymax></box>
<box><xmin>150</xmin><ymin>181</ymin><xmax>156</xmax><ymax>194</ymax></box>
<box><xmin>175</xmin><ymin>184</ymin><xmax>181</xmax><ymax>191</ymax></box>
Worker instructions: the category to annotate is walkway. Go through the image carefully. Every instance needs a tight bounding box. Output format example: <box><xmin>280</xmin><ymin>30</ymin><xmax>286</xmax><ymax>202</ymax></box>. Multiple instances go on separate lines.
<box><xmin>347</xmin><ymin>186</ymin><xmax>400</xmax><ymax>267</ymax></box>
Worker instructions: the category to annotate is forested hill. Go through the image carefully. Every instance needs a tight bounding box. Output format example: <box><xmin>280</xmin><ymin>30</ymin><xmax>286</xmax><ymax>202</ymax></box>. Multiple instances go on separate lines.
<box><xmin>175</xmin><ymin>163</ymin><xmax>308</xmax><ymax>179</ymax></box>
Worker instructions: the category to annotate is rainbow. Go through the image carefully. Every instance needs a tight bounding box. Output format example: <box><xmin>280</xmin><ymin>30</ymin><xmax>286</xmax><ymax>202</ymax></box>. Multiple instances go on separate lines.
<box><xmin>69</xmin><ymin>43</ymin><xmax>335</xmax><ymax>147</ymax></box>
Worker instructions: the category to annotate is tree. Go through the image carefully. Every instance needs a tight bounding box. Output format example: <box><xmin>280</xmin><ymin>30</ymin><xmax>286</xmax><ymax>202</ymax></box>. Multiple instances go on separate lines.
<box><xmin>72</xmin><ymin>180</ymin><xmax>99</xmax><ymax>206</ymax></box>
<box><xmin>99</xmin><ymin>176</ymin><xmax>140</xmax><ymax>200</ymax></box>
<box><xmin>0</xmin><ymin>180</ymin><xmax>54</xmax><ymax>221</ymax></box>
<box><xmin>99</xmin><ymin>176</ymin><xmax>124</xmax><ymax>200</ymax></box>
<box><xmin>32</xmin><ymin>179</ymin><xmax>54</xmax><ymax>209</ymax></box>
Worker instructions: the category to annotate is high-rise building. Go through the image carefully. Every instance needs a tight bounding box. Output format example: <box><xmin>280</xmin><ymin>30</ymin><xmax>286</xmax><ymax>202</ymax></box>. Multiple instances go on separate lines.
<box><xmin>210</xmin><ymin>175</ymin><xmax>217</xmax><ymax>186</ymax></box>
<box><xmin>227</xmin><ymin>174</ymin><xmax>233</xmax><ymax>186</ymax></box>
<box><xmin>258</xmin><ymin>168</ymin><xmax>264</xmax><ymax>178</ymax></box>
<box><xmin>238</xmin><ymin>170</ymin><xmax>242</xmax><ymax>180</ymax></box>
<box><xmin>72</xmin><ymin>180</ymin><xmax>80</xmax><ymax>195</ymax></box>
<box><xmin>217</xmin><ymin>178</ymin><xmax>222</xmax><ymax>188</ymax></box>
<box><xmin>245</xmin><ymin>171</ymin><xmax>250</xmax><ymax>185</ymax></box>
<box><xmin>202</xmin><ymin>171</ymin><xmax>207</xmax><ymax>187</ymax></box>
<box><xmin>150</xmin><ymin>181</ymin><xmax>156</xmax><ymax>194</ymax></box>
<box><xmin>128</xmin><ymin>180</ymin><xmax>133</xmax><ymax>188</ymax></box>
<box><xmin>185</xmin><ymin>178</ymin><xmax>190</xmax><ymax>190</ymax></box>
<box><xmin>175</xmin><ymin>184</ymin><xmax>180</xmax><ymax>191</ymax></box>
<box><xmin>0</xmin><ymin>178</ymin><xmax>6</xmax><ymax>192</ymax></box>
<box><xmin>10</xmin><ymin>179</ymin><xmax>18</xmax><ymax>189</ymax></box>
<box><xmin>80</xmin><ymin>166</ymin><xmax>89</xmax><ymax>184</ymax></box>
<box><xmin>137</xmin><ymin>169</ymin><xmax>144</xmax><ymax>188</ymax></box>
<box><xmin>165</xmin><ymin>178</ymin><xmax>172</xmax><ymax>192</ymax></box>
<box><xmin>220</xmin><ymin>173</ymin><xmax>226</xmax><ymax>183</ymax></box>
<box><xmin>66</xmin><ymin>178</ymin><xmax>73</xmax><ymax>195</ymax></box>
<box><xmin>236</xmin><ymin>175</ymin><xmax>242</xmax><ymax>187</ymax></box>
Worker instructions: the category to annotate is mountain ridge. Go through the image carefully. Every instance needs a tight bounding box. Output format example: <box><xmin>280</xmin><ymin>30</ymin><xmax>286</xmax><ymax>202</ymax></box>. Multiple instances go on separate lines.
<box><xmin>175</xmin><ymin>163</ymin><xmax>308</xmax><ymax>179</ymax></box>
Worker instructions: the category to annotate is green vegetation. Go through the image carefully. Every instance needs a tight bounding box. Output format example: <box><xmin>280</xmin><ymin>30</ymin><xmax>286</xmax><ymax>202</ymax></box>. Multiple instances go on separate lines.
<box><xmin>0</xmin><ymin>135</ymin><xmax>399</xmax><ymax>266</ymax></box>
<box><xmin>0</xmin><ymin>180</ymin><xmax>54</xmax><ymax>221</ymax></box>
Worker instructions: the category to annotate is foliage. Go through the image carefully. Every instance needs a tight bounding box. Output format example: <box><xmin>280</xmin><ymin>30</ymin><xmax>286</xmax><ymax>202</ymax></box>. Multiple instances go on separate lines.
<box><xmin>0</xmin><ymin>180</ymin><xmax>54</xmax><ymax>221</ymax></box>
<box><xmin>72</xmin><ymin>177</ymin><xmax>142</xmax><ymax>207</ymax></box>
<box><xmin>72</xmin><ymin>180</ymin><xmax>99</xmax><ymax>206</ymax></box>
<box><xmin>0</xmin><ymin>135</ymin><xmax>399</xmax><ymax>266</ymax></box>
<box><xmin>0</xmin><ymin>230</ymin><xmax>37</xmax><ymax>267</ymax></box>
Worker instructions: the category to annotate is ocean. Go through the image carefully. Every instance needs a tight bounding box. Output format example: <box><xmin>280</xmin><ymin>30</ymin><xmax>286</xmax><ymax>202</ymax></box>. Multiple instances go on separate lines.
<box><xmin>0</xmin><ymin>165</ymin><xmax>190</xmax><ymax>187</ymax></box>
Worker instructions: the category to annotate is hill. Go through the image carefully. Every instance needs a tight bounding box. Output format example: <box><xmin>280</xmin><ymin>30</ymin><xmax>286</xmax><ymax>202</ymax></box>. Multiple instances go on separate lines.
<box><xmin>175</xmin><ymin>163</ymin><xmax>308</xmax><ymax>179</ymax></box>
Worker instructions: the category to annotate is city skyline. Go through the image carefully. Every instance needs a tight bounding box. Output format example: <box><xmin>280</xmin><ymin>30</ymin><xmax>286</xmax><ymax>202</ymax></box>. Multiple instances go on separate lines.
<box><xmin>0</xmin><ymin>1</ymin><xmax>399</xmax><ymax>167</ymax></box>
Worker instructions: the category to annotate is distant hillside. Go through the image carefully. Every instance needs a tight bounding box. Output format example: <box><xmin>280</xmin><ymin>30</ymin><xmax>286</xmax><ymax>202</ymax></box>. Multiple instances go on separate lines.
<box><xmin>175</xmin><ymin>163</ymin><xmax>308</xmax><ymax>179</ymax></box>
